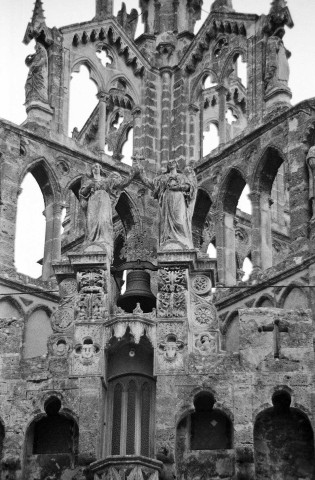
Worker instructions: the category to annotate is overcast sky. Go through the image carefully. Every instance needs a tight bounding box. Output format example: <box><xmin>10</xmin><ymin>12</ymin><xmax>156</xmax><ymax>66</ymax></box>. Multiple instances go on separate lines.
<box><xmin>1</xmin><ymin>0</ymin><xmax>314</xmax><ymax>277</ymax></box>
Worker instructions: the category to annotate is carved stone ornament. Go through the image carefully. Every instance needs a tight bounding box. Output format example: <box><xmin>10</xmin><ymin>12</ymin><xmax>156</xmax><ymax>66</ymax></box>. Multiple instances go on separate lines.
<box><xmin>78</xmin><ymin>269</ymin><xmax>106</xmax><ymax>293</ymax></box>
<box><xmin>157</xmin><ymin>267</ymin><xmax>187</xmax><ymax>318</ymax></box>
<box><xmin>194</xmin><ymin>332</ymin><xmax>217</xmax><ymax>355</ymax></box>
<box><xmin>51</xmin><ymin>299</ymin><xmax>74</xmax><ymax>332</ymax></box>
<box><xmin>49</xmin><ymin>334</ymin><xmax>72</xmax><ymax>357</ymax></box>
<box><xmin>120</xmin><ymin>229</ymin><xmax>157</xmax><ymax>261</ymax></box>
<box><xmin>59</xmin><ymin>278</ymin><xmax>77</xmax><ymax>298</ymax></box>
<box><xmin>159</xmin><ymin>334</ymin><xmax>184</xmax><ymax>362</ymax></box>
<box><xmin>191</xmin><ymin>293</ymin><xmax>218</xmax><ymax>329</ymax></box>
<box><xmin>157</xmin><ymin>334</ymin><xmax>185</xmax><ymax>371</ymax></box>
<box><xmin>191</xmin><ymin>275</ymin><xmax>212</xmax><ymax>295</ymax></box>
<box><xmin>74</xmin><ymin>338</ymin><xmax>101</xmax><ymax>366</ymax></box>
<box><xmin>75</xmin><ymin>291</ymin><xmax>106</xmax><ymax>322</ymax></box>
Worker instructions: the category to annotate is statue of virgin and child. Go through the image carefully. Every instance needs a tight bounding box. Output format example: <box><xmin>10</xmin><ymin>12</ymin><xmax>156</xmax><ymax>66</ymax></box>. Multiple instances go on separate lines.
<box><xmin>79</xmin><ymin>159</ymin><xmax>197</xmax><ymax>261</ymax></box>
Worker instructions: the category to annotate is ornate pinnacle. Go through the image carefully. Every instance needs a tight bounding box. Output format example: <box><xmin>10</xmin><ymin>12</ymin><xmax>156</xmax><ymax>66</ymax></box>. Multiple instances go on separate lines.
<box><xmin>211</xmin><ymin>0</ymin><xmax>235</xmax><ymax>13</ymax></box>
<box><xmin>23</xmin><ymin>0</ymin><xmax>47</xmax><ymax>44</ymax></box>
<box><xmin>31</xmin><ymin>0</ymin><xmax>46</xmax><ymax>27</ymax></box>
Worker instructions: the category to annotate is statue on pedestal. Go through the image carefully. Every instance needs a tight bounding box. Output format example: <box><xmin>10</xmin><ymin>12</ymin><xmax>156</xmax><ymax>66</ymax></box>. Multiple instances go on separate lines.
<box><xmin>137</xmin><ymin>159</ymin><xmax>197</xmax><ymax>250</ymax></box>
<box><xmin>25</xmin><ymin>42</ymin><xmax>49</xmax><ymax>105</ymax></box>
<box><xmin>79</xmin><ymin>163</ymin><xmax>133</xmax><ymax>259</ymax></box>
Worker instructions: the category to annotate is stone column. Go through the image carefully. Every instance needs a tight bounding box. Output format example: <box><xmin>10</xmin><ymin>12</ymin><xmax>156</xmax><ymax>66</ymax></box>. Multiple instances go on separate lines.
<box><xmin>96</xmin><ymin>91</ymin><xmax>109</xmax><ymax>152</ymax></box>
<box><xmin>214</xmin><ymin>211</ymin><xmax>225</xmax><ymax>285</ymax></box>
<box><xmin>160</xmin><ymin>67</ymin><xmax>173</xmax><ymax>169</ymax></box>
<box><xmin>154</xmin><ymin>0</ymin><xmax>161</xmax><ymax>34</ymax></box>
<box><xmin>249</xmin><ymin>190</ymin><xmax>262</xmax><ymax>275</ymax></box>
<box><xmin>260</xmin><ymin>193</ymin><xmax>273</xmax><ymax>270</ymax></box>
<box><xmin>132</xmin><ymin>106</ymin><xmax>142</xmax><ymax>154</ymax></box>
<box><xmin>188</xmin><ymin>104</ymin><xmax>199</xmax><ymax>163</ymax></box>
<box><xmin>42</xmin><ymin>201</ymin><xmax>63</xmax><ymax>280</ymax></box>
<box><xmin>223</xmin><ymin>212</ymin><xmax>236</xmax><ymax>286</ymax></box>
<box><xmin>173</xmin><ymin>0</ymin><xmax>179</xmax><ymax>32</ymax></box>
<box><xmin>216</xmin><ymin>85</ymin><xmax>228</xmax><ymax>145</ymax></box>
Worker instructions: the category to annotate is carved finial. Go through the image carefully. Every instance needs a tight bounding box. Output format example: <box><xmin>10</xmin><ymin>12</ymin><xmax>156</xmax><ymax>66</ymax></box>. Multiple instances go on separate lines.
<box><xmin>31</xmin><ymin>0</ymin><xmax>46</xmax><ymax>26</ymax></box>
<box><xmin>211</xmin><ymin>0</ymin><xmax>235</xmax><ymax>13</ymax></box>
<box><xmin>23</xmin><ymin>0</ymin><xmax>48</xmax><ymax>45</ymax></box>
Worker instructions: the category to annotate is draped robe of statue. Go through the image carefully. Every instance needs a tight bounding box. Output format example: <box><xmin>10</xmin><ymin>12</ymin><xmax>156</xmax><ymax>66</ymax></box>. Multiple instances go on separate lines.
<box><xmin>140</xmin><ymin>161</ymin><xmax>197</xmax><ymax>250</ymax></box>
<box><xmin>25</xmin><ymin>42</ymin><xmax>49</xmax><ymax>105</ymax></box>
<box><xmin>79</xmin><ymin>164</ymin><xmax>131</xmax><ymax>259</ymax></box>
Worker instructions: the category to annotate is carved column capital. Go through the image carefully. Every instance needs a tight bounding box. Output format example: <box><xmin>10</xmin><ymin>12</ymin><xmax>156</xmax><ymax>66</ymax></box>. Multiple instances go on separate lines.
<box><xmin>248</xmin><ymin>190</ymin><xmax>261</xmax><ymax>203</ymax></box>
<box><xmin>189</xmin><ymin>103</ymin><xmax>200</xmax><ymax>115</ymax></box>
<box><xmin>97</xmin><ymin>91</ymin><xmax>109</xmax><ymax>103</ymax></box>
<box><xmin>132</xmin><ymin>106</ymin><xmax>142</xmax><ymax>118</ymax></box>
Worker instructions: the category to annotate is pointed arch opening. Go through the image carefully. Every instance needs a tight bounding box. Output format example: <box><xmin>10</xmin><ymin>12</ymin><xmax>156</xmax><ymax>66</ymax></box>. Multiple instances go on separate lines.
<box><xmin>68</xmin><ymin>64</ymin><xmax>98</xmax><ymax>137</ymax></box>
<box><xmin>218</xmin><ymin>170</ymin><xmax>252</xmax><ymax>285</ymax></box>
<box><xmin>253</xmin><ymin>147</ymin><xmax>291</xmax><ymax>271</ymax></box>
<box><xmin>15</xmin><ymin>162</ymin><xmax>60</xmax><ymax>280</ymax></box>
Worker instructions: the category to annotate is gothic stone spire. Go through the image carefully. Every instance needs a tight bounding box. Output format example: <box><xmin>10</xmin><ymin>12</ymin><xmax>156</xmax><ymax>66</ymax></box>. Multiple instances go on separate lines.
<box><xmin>31</xmin><ymin>0</ymin><xmax>46</xmax><ymax>26</ymax></box>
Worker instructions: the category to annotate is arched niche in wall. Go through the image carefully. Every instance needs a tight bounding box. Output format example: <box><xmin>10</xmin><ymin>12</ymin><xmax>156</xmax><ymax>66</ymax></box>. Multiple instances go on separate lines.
<box><xmin>254</xmin><ymin>390</ymin><xmax>315</xmax><ymax>478</ymax></box>
<box><xmin>24</xmin><ymin>397</ymin><xmax>78</xmax><ymax>476</ymax></box>
<box><xmin>176</xmin><ymin>392</ymin><xmax>233</xmax><ymax>478</ymax></box>
<box><xmin>0</xmin><ymin>297</ymin><xmax>23</xmax><ymax>318</ymax></box>
<box><xmin>15</xmin><ymin>160</ymin><xmax>61</xmax><ymax>280</ymax></box>
<box><xmin>252</xmin><ymin>146</ymin><xmax>290</xmax><ymax>271</ymax></box>
<box><xmin>105</xmin><ymin>329</ymin><xmax>155</xmax><ymax>458</ymax></box>
<box><xmin>23</xmin><ymin>308</ymin><xmax>53</xmax><ymax>359</ymax></box>
<box><xmin>282</xmin><ymin>286</ymin><xmax>309</xmax><ymax>310</ymax></box>
<box><xmin>223</xmin><ymin>312</ymin><xmax>239</xmax><ymax>353</ymax></box>
<box><xmin>192</xmin><ymin>189</ymin><xmax>212</xmax><ymax>249</ymax></box>
<box><xmin>256</xmin><ymin>295</ymin><xmax>274</xmax><ymax>308</ymax></box>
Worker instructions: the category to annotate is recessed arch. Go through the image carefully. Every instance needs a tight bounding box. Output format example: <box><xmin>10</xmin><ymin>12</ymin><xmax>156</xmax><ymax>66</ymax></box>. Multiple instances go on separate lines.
<box><xmin>19</xmin><ymin>157</ymin><xmax>61</xmax><ymax>207</ymax></box>
<box><xmin>278</xmin><ymin>282</ymin><xmax>310</xmax><ymax>310</ymax></box>
<box><xmin>192</xmin><ymin>188</ymin><xmax>212</xmax><ymax>249</ymax></box>
<box><xmin>115</xmin><ymin>191</ymin><xmax>141</xmax><ymax>233</ymax></box>
<box><xmin>0</xmin><ymin>296</ymin><xmax>24</xmax><ymax>318</ymax></box>
<box><xmin>219</xmin><ymin>47</ymin><xmax>247</xmax><ymax>84</ymax></box>
<box><xmin>251</xmin><ymin>145</ymin><xmax>286</xmax><ymax>194</ymax></box>
<box><xmin>190</xmin><ymin>69</ymin><xmax>219</xmax><ymax>104</ymax></box>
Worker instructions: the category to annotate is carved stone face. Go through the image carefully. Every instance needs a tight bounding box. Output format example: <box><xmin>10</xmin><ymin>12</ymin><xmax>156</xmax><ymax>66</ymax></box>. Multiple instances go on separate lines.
<box><xmin>165</xmin><ymin>342</ymin><xmax>177</xmax><ymax>359</ymax></box>
<box><xmin>92</xmin><ymin>163</ymin><xmax>101</xmax><ymax>177</ymax></box>
<box><xmin>167</xmin><ymin>159</ymin><xmax>177</xmax><ymax>171</ymax></box>
<box><xmin>82</xmin><ymin>344</ymin><xmax>94</xmax><ymax>359</ymax></box>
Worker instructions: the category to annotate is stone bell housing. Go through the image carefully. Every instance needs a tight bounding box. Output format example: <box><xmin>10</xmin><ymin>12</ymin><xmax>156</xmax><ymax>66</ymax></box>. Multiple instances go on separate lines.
<box><xmin>1</xmin><ymin>0</ymin><xmax>315</xmax><ymax>478</ymax></box>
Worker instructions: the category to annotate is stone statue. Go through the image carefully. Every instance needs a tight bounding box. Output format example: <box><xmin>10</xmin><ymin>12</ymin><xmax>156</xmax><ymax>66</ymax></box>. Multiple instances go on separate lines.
<box><xmin>25</xmin><ymin>42</ymin><xmax>49</xmax><ymax>104</ymax></box>
<box><xmin>79</xmin><ymin>163</ymin><xmax>133</xmax><ymax>259</ymax></box>
<box><xmin>264</xmin><ymin>34</ymin><xmax>291</xmax><ymax>93</ymax></box>
<box><xmin>138</xmin><ymin>159</ymin><xmax>197</xmax><ymax>250</ymax></box>
<box><xmin>306</xmin><ymin>146</ymin><xmax>315</xmax><ymax>220</ymax></box>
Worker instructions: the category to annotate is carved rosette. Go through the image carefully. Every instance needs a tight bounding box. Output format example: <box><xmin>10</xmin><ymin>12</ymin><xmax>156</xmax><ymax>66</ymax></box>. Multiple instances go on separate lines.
<box><xmin>157</xmin><ymin>267</ymin><xmax>188</xmax><ymax>318</ymax></box>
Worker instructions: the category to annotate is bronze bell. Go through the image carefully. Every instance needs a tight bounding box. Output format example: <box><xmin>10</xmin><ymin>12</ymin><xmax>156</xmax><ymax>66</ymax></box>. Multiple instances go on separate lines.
<box><xmin>117</xmin><ymin>271</ymin><xmax>156</xmax><ymax>313</ymax></box>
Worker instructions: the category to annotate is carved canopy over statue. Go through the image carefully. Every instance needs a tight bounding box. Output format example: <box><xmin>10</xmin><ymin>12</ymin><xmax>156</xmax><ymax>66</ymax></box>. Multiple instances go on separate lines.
<box><xmin>137</xmin><ymin>159</ymin><xmax>197</xmax><ymax>250</ymax></box>
<box><xmin>79</xmin><ymin>163</ymin><xmax>133</xmax><ymax>260</ymax></box>
<box><xmin>25</xmin><ymin>42</ymin><xmax>49</xmax><ymax>105</ymax></box>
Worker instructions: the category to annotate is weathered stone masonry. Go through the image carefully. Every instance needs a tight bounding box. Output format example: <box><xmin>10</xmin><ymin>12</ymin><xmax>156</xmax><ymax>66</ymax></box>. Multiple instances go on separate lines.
<box><xmin>0</xmin><ymin>0</ymin><xmax>315</xmax><ymax>479</ymax></box>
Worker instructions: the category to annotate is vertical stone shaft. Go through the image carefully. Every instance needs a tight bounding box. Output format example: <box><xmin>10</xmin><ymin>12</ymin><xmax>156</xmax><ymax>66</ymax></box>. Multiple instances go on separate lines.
<box><xmin>160</xmin><ymin>67</ymin><xmax>173</xmax><ymax>168</ymax></box>
<box><xmin>189</xmin><ymin>104</ymin><xmax>199</xmax><ymax>163</ymax></box>
<box><xmin>217</xmin><ymin>85</ymin><xmax>227</xmax><ymax>144</ymax></box>
<box><xmin>132</xmin><ymin>107</ymin><xmax>142</xmax><ymax>153</ymax></box>
<box><xmin>249</xmin><ymin>191</ymin><xmax>262</xmax><ymax>271</ymax></box>
<box><xmin>97</xmin><ymin>92</ymin><xmax>108</xmax><ymax>152</ymax></box>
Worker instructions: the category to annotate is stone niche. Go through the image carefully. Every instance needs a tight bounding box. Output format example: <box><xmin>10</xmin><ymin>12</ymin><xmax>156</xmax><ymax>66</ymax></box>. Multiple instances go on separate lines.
<box><xmin>176</xmin><ymin>392</ymin><xmax>234</xmax><ymax>479</ymax></box>
<box><xmin>254</xmin><ymin>390</ymin><xmax>315</xmax><ymax>479</ymax></box>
